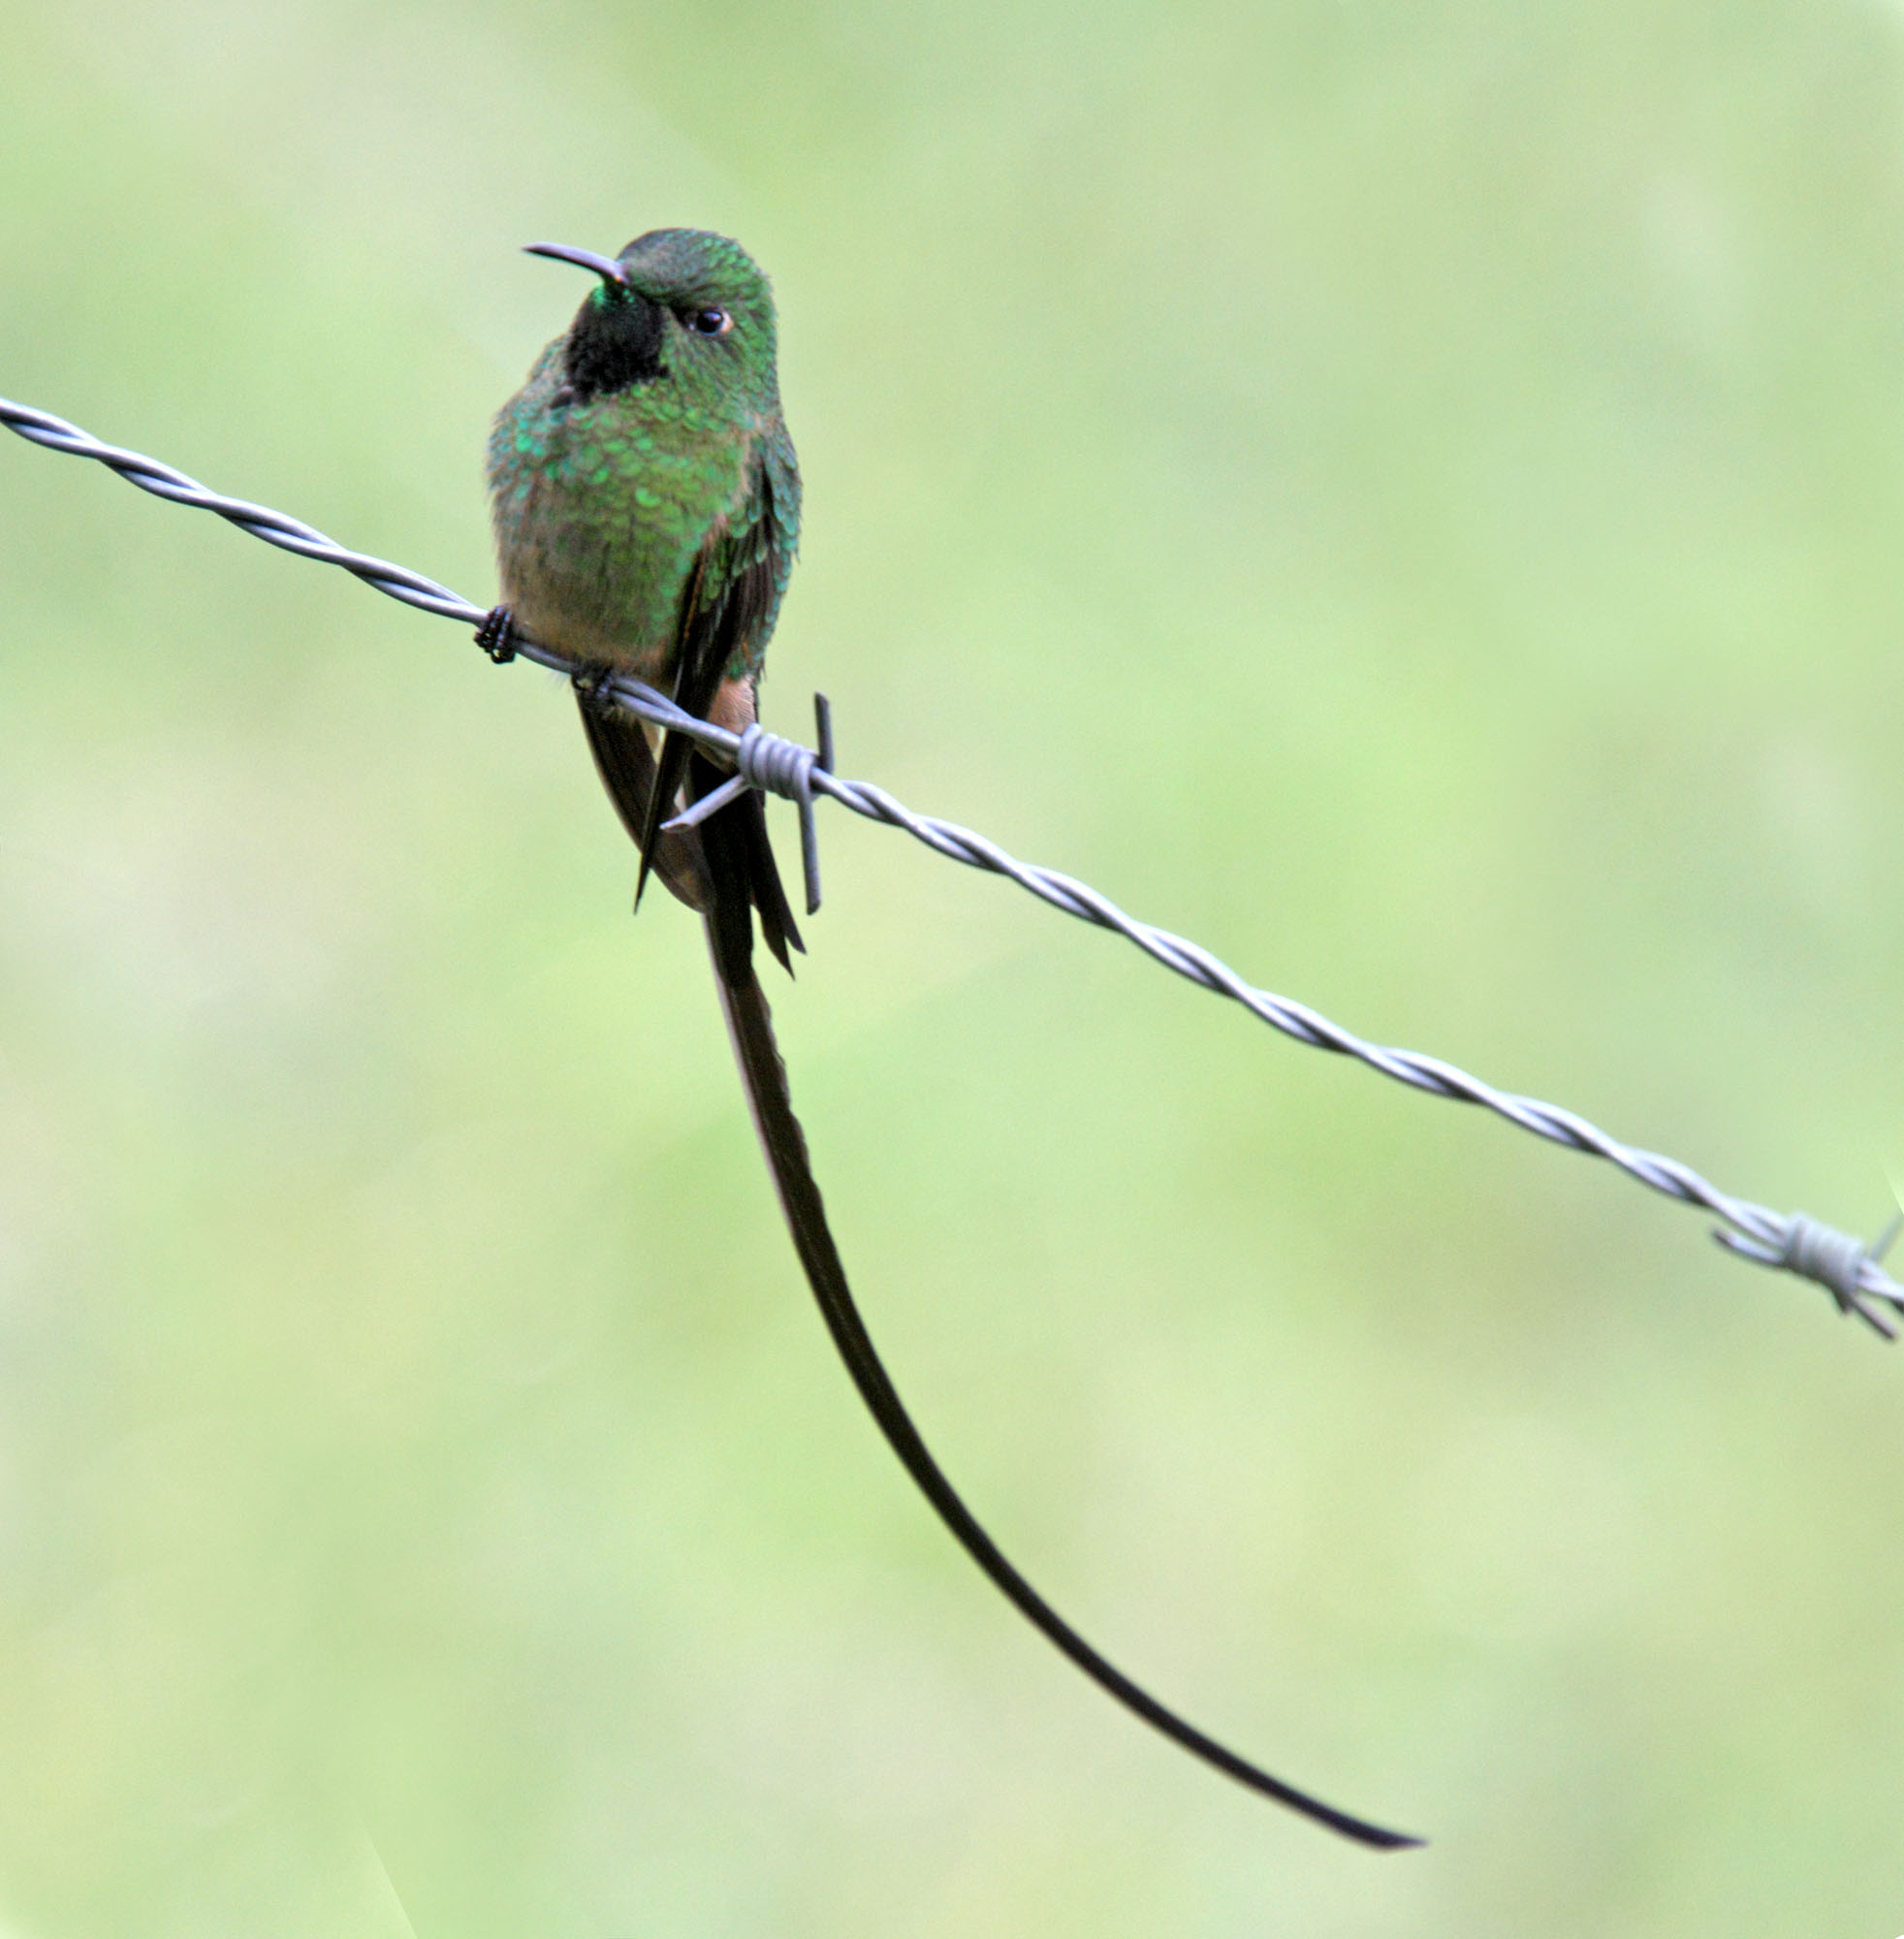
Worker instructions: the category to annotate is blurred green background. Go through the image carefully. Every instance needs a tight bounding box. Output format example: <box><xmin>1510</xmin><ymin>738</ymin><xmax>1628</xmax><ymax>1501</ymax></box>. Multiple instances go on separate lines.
<box><xmin>3</xmin><ymin>0</ymin><xmax>1904</xmax><ymax>1931</ymax></box>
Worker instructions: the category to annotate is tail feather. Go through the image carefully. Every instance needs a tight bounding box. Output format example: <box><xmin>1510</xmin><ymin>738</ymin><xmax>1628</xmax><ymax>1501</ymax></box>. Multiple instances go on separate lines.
<box><xmin>703</xmin><ymin>887</ymin><xmax>1419</xmax><ymax>1852</ymax></box>
<box><xmin>578</xmin><ymin>700</ymin><xmax>711</xmax><ymax>913</ymax></box>
<box><xmin>632</xmin><ymin>715</ymin><xmax>695</xmax><ymax>915</ymax></box>
<box><xmin>580</xmin><ymin>694</ymin><xmax>800</xmax><ymax>969</ymax></box>
<box><xmin>689</xmin><ymin>748</ymin><xmax>802</xmax><ymax>976</ymax></box>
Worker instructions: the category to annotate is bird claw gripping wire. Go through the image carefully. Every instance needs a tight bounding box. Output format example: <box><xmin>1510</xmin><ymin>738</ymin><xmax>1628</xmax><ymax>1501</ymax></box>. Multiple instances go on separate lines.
<box><xmin>475</xmin><ymin>606</ymin><xmax>518</xmax><ymax>664</ymax></box>
<box><xmin>1712</xmin><ymin>1210</ymin><xmax>1904</xmax><ymax>1338</ymax></box>
<box><xmin>661</xmin><ymin>693</ymin><xmax>834</xmax><ymax>915</ymax></box>
<box><xmin>567</xmin><ymin>661</ymin><xmax>623</xmax><ymax>715</ymax></box>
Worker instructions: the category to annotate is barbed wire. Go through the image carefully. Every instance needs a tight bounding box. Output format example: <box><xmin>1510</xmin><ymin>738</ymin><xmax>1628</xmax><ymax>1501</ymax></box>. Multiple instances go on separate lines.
<box><xmin>5</xmin><ymin>392</ymin><xmax>1900</xmax><ymax>1338</ymax></box>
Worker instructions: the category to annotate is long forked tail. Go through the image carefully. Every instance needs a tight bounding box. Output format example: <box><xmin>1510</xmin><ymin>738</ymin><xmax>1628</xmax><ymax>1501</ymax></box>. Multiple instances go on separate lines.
<box><xmin>706</xmin><ymin>930</ymin><xmax>1422</xmax><ymax>1851</ymax></box>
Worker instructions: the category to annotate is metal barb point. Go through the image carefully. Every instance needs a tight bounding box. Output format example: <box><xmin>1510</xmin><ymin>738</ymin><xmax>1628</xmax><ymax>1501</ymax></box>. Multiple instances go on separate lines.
<box><xmin>814</xmin><ymin>691</ymin><xmax>835</xmax><ymax>774</ymax></box>
<box><xmin>1870</xmin><ymin>1208</ymin><xmax>1903</xmax><ymax>1267</ymax></box>
<box><xmin>661</xmin><ymin>773</ymin><xmax>748</xmax><ymax>833</ymax></box>
<box><xmin>801</xmin><ymin>692</ymin><xmax>833</xmax><ymax>917</ymax></box>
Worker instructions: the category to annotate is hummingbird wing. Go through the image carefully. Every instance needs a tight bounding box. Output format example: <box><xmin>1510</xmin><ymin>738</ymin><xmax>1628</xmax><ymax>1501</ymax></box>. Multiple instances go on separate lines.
<box><xmin>629</xmin><ymin>450</ymin><xmax>802</xmax><ymax>972</ymax></box>
<box><xmin>694</xmin><ymin>766</ymin><xmax>1419</xmax><ymax>1851</ymax></box>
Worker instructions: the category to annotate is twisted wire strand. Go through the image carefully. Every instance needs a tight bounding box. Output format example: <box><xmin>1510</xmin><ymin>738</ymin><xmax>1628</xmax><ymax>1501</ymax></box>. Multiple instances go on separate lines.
<box><xmin>6</xmin><ymin>393</ymin><xmax>1898</xmax><ymax>1336</ymax></box>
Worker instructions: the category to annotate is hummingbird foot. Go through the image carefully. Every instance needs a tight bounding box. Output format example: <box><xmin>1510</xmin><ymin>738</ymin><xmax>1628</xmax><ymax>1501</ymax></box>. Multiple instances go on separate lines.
<box><xmin>570</xmin><ymin>661</ymin><xmax>622</xmax><ymax>717</ymax></box>
<box><xmin>475</xmin><ymin>605</ymin><xmax>518</xmax><ymax>664</ymax></box>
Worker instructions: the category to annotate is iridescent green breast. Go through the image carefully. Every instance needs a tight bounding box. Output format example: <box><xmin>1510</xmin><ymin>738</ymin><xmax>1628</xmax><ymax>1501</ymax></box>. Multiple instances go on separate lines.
<box><xmin>487</xmin><ymin>343</ymin><xmax>763</xmax><ymax>675</ymax></box>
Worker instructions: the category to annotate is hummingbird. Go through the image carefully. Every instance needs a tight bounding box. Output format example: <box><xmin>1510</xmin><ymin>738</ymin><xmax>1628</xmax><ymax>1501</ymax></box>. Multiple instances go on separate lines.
<box><xmin>481</xmin><ymin>230</ymin><xmax>1416</xmax><ymax>1851</ymax></box>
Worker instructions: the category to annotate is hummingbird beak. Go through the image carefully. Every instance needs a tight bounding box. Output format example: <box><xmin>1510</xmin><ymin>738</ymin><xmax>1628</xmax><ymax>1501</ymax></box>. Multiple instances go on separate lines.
<box><xmin>523</xmin><ymin>241</ymin><xmax>630</xmax><ymax>290</ymax></box>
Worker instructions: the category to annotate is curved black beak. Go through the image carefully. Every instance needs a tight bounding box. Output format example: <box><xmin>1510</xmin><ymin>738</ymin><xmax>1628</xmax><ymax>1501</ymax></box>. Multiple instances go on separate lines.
<box><xmin>523</xmin><ymin>241</ymin><xmax>628</xmax><ymax>289</ymax></box>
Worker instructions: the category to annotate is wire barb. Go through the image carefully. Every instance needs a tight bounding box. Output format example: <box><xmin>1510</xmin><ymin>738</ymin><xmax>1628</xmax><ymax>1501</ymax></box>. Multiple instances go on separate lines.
<box><xmin>657</xmin><ymin>713</ymin><xmax>828</xmax><ymax>916</ymax></box>
<box><xmin>1713</xmin><ymin>1210</ymin><xmax>1904</xmax><ymax>1338</ymax></box>
<box><xmin>6</xmin><ymin>390</ymin><xmax>1900</xmax><ymax>1340</ymax></box>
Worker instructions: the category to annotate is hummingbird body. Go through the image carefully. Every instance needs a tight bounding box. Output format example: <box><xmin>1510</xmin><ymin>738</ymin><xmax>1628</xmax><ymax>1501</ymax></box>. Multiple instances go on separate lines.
<box><xmin>489</xmin><ymin>228</ymin><xmax>804</xmax><ymax>940</ymax></box>
<box><xmin>482</xmin><ymin>231</ymin><xmax>1415</xmax><ymax>1853</ymax></box>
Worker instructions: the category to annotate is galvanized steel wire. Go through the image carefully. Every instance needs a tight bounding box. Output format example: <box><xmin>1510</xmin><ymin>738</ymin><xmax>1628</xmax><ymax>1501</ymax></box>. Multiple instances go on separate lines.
<box><xmin>5</xmin><ymin>392</ymin><xmax>1899</xmax><ymax>1337</ymax></box>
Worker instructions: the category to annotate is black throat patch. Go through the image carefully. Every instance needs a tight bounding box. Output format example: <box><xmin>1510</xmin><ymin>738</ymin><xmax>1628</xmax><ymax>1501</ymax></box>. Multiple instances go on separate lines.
<box><xmin>562</xmin><ymin>287</ymin><xmax>667</xmax><ymax>404</ymax></box>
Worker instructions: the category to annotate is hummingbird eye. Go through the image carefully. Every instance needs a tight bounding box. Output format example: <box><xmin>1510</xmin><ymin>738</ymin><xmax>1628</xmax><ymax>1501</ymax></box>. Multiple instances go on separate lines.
<box><xmin>688</xmin><ymin>307</ymin><xmax>731</xmax><ymax>336</ymax></box>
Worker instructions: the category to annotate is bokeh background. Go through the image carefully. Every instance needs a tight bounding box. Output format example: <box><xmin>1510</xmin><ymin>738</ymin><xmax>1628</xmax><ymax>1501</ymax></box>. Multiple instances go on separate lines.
<box><xmin>3</xmin><ymin>1</ymin><xmax>1903</xmax><ymax>1932</ymax></box>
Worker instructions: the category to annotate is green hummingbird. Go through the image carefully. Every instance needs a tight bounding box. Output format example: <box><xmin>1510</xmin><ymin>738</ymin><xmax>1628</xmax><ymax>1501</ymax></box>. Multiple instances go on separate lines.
<box><xmin>482</xmin><ymin>230</ymin><xmax>1416</xmax><ymax>1852</ymax></box>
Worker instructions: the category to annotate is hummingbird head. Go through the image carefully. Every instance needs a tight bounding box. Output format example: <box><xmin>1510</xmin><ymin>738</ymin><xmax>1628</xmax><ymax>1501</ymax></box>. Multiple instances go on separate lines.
<box><xmin>524</xmin><ymin>230</ymin><xmax>780</xmax><ymax>411</ymax></box>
